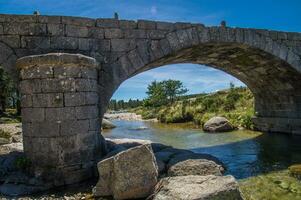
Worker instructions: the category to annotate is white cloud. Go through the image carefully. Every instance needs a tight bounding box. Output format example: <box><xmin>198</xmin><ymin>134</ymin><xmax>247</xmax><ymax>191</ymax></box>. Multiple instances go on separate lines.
<box><xmin>150</xmin><ymin>6</ymin><xmax>157</xmax><ymax>15</ymax></box>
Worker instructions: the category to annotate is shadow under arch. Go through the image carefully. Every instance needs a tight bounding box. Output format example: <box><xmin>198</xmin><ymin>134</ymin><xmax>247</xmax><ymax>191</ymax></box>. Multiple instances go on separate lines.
<box><xmin>100</xmin><ymin>41</ymin><xmax>301</xmax><ymax>134</ymax></box>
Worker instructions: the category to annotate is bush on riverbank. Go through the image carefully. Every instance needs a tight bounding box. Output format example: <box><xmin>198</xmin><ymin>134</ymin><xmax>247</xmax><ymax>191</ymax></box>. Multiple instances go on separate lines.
<box><xmin>132</xmin><ymin>87</ymin><xmax>254</xmax><ymax>129</ymax></box>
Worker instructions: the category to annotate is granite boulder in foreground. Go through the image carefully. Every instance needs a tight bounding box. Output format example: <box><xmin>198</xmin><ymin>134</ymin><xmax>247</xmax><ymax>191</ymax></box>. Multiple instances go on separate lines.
<box><xmin>153</xmin><ymin>175</ymin><xmax>243</xmax><ymax>200</ymax></box>
<box><xmin>93</xmin><ymin>138</ymin><xmax>243</xmax><ymax>200</ymax></box>
<box><xmin>93</xmin><ymin>144</ymin><xmax>158</xmax><ymax>199</ymax></box>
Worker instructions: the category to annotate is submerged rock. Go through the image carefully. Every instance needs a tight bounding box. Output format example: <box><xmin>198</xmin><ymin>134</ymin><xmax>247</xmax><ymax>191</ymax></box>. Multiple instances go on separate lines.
<box><xmin>102</xmin><ymin>119</ymin><xmax>116</xmax><ymax>129</ymax></box>
<box><xmin>203</xmin><ymin>116</ymin><xmax>234</xmax><ymax>132</ymax></box>
<box><xmin>153</xmin><ymin>175</ymin><xmax>243</xmax><ymax>200</ymax></box>
<box><xmin>168</xmin><ymin>159</ymin><xmax>224</xmax><ymax>177</ymax></box>
<box><xmin>93</xmin><ymin>144</ymin><xmax>158</xmax><ymax>200</ymax></box>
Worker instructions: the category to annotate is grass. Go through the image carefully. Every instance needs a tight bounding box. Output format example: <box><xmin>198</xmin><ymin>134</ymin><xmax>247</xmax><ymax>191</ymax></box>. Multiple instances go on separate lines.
<box><xmin>131</xmin><ymin>87</ymin><xmax>255</xmax><ymax>129</ymax></box>
<box><xmin>0</xmin><ymin>109</ymin><xmax>21</xmax><ymax>124</ymax></box>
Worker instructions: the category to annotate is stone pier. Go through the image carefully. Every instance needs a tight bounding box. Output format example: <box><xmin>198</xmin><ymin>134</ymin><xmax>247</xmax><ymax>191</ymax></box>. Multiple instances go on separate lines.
<box><xmin>17</xmin><ymin>53</ymin><xmax>105</xmax><ymax>186</ymax></box>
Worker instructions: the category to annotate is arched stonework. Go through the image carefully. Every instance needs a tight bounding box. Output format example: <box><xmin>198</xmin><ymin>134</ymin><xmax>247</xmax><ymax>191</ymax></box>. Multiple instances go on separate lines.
<box><xmin>0</xmin><ymin>14</ymin><xmax>301</xmax><ymax>134</ymax></box>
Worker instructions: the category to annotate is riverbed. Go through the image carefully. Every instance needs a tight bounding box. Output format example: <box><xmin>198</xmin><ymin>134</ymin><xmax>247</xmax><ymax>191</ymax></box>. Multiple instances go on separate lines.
<box><xmin>102</xmin><ymin>120</ymin><xmax>301</xmax><ymax>200</ymax></box>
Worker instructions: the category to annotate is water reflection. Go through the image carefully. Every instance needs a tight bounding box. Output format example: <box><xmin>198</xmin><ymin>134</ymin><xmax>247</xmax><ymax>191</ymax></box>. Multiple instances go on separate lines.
<box><xmin>103</xmin><ymin>120</ymin><xmax>301</xmax><ymax>179</ymax></box>
<box><xmin>102</xmin><ymin>120</ymin><xmax>301</xmax><ymax>199</ymax></box>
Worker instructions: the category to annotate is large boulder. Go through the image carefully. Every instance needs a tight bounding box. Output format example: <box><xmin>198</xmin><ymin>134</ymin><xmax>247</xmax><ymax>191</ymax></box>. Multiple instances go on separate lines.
<box><xmin>203</xmin><ymin>116</ymin><xmax>234</xmax><ymax>132</ymax></box>
<box><xmin>93</xmin><ymin>144</ymin><xmax>158</xmax><ymax>200</ymax></box>
<box><xmin>153</xmin><ymin>175</ymin><xmax>243</xmax><ymax>200</ymax></box>
<box><xmin>92</xmin><ymin>157</ymin><xmax>114</xmax><ymax>197</ymax></box>
<box><xmin>102</xmin><ymin>119</ymin><xmax>116</xmax><ymax>129</ymax></box>
<box><xmin>167</xmin><ymin>152</ymin><xmax>224</xmax><ymax>169</ymax></box>
<box><xmin>168</xmin><ymin>159</ymin><xmax>224</xmax><ymax>176</ymax></box>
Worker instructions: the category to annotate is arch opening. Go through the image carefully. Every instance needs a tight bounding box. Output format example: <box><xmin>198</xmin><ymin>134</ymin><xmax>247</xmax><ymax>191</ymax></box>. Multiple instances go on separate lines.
<box><xmin>101</xmin><ymin>42</ymin><xmax>301</xmax><ymax>134</ymax></box>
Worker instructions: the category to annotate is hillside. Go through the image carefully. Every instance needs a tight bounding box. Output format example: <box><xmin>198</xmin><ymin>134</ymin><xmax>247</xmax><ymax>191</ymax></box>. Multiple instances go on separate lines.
<box><xmin>132</xmin><ymin>87</ymin><xmax>255</xmax><ymax>129</ymax></box>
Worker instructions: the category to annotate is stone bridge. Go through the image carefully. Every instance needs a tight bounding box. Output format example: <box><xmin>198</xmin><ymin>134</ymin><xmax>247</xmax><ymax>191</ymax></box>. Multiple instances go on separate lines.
<box><xmin>1</xmin><ymin>13</ymin><xmax>301</xmax><ymax>185</ymax></box>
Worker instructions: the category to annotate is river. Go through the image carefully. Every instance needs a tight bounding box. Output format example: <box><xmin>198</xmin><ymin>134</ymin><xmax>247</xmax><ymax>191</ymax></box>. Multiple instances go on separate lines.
<box><xmin>103</xmin><ymin>120</ymin><xmax>301</xmax><ymax>200</ymax></box>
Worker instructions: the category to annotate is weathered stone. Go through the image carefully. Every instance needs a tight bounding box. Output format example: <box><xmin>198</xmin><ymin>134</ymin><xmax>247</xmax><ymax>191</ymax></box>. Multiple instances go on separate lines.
<box><xmin>156</xmin><ymin>21</ymin><xmax>175</xmax><ymax>31</ymax></box>
<box><xmin>64</xmin><ymin>92</ymin><xmax>98</xmax><ymax>106</ymax></box>
<box><xmin>32</xmin><ymin>93</ymin><xmax>63</xmax><ymax>107</ymax></box>
<box><xmin>88</xmin><ymin>27</ymin><xmax>104</xmax><ymax>38</ymax></box>
<box><xmin>19</xmin><ymin>53</ymin><xmax>102</xmax><ymax>186</ymax></box>
<box><xmin>3</xmin><ymin>22</ymin><xmax>29</xmax><ymax>35</ymax></box>
<box><xmin>167</xmin><ymin>152</ymin><xmax>223</xmax><ymax>169</ymax></box>
<box><xmin>93</xmin><ymin>157</ymin><xmax>114</xmax><ymax>197</ymax></box>
<box><xmin>148</xmin><ymin>30</ymin><xmax>166</xmax><ymax>39</ymax></box>
<box><xmin>96</xmin><ymin>19</ymin><xmax>119</xmax><ymax>28</ymax></box>
<box><xmin>66</xmin><ymin>25</ymin><xmax>89</xmax><ymax>37</ymax></box>
<box><xmin>90</xmin><ymin>39</ymin><xmax>111</xmax><ymax>51</ymax></box>
<box><xmin>21</xmin><ymin>108</ymin><xmax>45</xmax><ymax>122</ymax></box>
<box><xmin>20</xmin><ymin>94</ymin><xmax>32</xmax><ymax>107</ymax></box>
<box><xmin>138</xmin><ymin>20</ymin><xmax>156</xmax><ymax>29</ymax></box>
<box><xmin>111</xmin><ymin>39</ymin><xmax>135</xmax><ymax>51</ymax></box>
<box><xmin>153</xmin><ymin>175</ymin><xmax>243</xmax><ymax>200</ymax></box>
<box><xmin>168</xmin><ymin>159</ymin><xmax>224</xmax><ymax>176</ymax></box>
<box><xmin>124</xmin><ymin>29</ymin><xmax>147</xmax><ymax>38</ymax></box>
<box><xmin>50</xmin><ymin>36</ymin><xmax>78</xmax><ymax>50</ymax></box>
<box><xmin>20</xmin><ymin>66</ymin><xmax>53</xmax><ymax>79</ymax></box>
<box><xmin>203</xmin><ymin>116</ymin><xmax>235</xmax><ymax>132</ymax></box>
<box><xmin>102</xmin><ymin>118</ymin><xmax>116</xmax><ymax>129</ymax></box>
<box><xmin>104</xmin><ymin>28</ymin><xmax>123</xmax><ymax>39</ymax></box>
<box><xmin>0</xmin><ymin>15</ymin><xmax>301</xmax><ymax>185</ymax></box>
<box><xmin>119</xmin><ymin>20</ymin><xmax>137</xmax><ymax>29</ymax></box>
<box><xmin>28</xmin><ymin>23</ymin><xmax>47</xmax><ymax>35</ymax></box>
<box><xmin>75</xmin><ymin>105</ymin><xmax>99</xmax><ymax>119</ymax></box>
<box><xmin>109</xmin><ymin>144</ymin><xmax>158</xmax><ymax>199</ymax></box>
<box><xmin>21</xmin><ymin>36</ymin><xmax>50</xmax><ymax>49</ymax></box>
<box><xmin>47</xmin><ymin>23</ymin><xmax>64</xmax><ymax>36</ymax></box>
<box><xmin>45</xmin><ymin>107</ymin><xmax>76</xmax><ymax>121</ymax></box>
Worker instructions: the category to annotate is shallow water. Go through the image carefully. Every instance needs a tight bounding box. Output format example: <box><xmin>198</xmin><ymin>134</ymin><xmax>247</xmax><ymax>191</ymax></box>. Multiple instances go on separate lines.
<box><xmin>102</xmin><ymin>120</ymin><xmax>301</xmax><ymax>200</ymax></box>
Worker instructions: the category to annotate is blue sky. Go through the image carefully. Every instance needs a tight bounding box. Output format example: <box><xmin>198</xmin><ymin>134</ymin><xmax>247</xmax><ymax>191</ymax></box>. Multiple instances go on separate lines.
<box><xmin>1</xmin><ymin>0</ymin><xmax>300</xmax><ymax>100</ymax></box>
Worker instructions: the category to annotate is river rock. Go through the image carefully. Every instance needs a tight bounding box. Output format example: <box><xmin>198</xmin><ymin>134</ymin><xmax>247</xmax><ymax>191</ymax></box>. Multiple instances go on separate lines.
<box><xmin>168</xmin><ymin>159</ymin><xmax>224</xmax><ymax>176</ymax></box>
<box><xmin>153</xmin><ymin>175</ymin><xmax>243</xmax><ymax>200</ymax></box>
<box><xmin>203</xmin><ymin>116</ymin><xmax>234</xmax><ymax>132</ymax></box>
<box><xmin>113</xmin><ymin>144</ymin><xmax>158</xmax><ymax>199</ymax></box>
<box><xmin>167</xmin><ymin>152</ymin><xmax>223</xmax><ymax>169</ymax></box>
<box><xmin>93</xmin><ymin>144</ymin><xmax>158</xmax><ymax>199</ymax></box>
<box><xmin>93</xmin><ymin>157</ymin><xmax>114</xmax><ymax>197</ymax></box>
<box><xmin>102</xmin><ymin>119</ymin><xmax>116</xmax><ymax>129</ymax></box>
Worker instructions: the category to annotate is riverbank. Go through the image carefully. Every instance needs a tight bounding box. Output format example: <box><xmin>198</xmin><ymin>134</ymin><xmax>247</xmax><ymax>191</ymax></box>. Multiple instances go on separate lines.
<box><xmin>104</xmin><ymin>112</ymin><xmax>158</xmax><ymax>122</ymax></box>
<box><xmin>131</xmin><ymin>87</ymin><xmax>254</xmax><ymax>130</ymax></box>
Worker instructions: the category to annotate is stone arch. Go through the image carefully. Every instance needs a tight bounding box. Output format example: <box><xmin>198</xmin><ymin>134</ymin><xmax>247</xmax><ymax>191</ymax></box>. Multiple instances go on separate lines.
<box><xmin>99</xmin><ymin>26</ymin><xmax>301</xmax><ymax>134</ymax></box>
<box><xmin>0</xmin><ymin>41</ymin><xmax>18</xmax><ymax>81</ymax></box>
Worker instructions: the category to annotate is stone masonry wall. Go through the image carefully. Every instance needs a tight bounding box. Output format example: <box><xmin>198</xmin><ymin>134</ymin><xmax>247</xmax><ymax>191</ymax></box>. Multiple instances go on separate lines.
<box><xmin>17</xmin><ymin>53</ymin><xmax>105</xmax><ymax>186</ymax></box>
<box><xmin>1</xmin><ymin>14</ymin><xmax>301</xmax><ymax>135</ymax></box>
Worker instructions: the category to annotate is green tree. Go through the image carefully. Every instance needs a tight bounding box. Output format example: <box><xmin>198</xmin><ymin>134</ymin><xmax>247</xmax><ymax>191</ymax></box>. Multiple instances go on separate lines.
<box><xmin>144</xmin><ymin>80</ymin><xmax>188</xmax><ymax>107</ymax></box>
<box><xmin>224</xmin><ymin>82</ymin><xmax>241</xmax><ymax>111</ymax></box>
<box><xmin>163</xmin><ymin>79</ymin><xmax>188</xmax><ymax>102</ymax></box>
